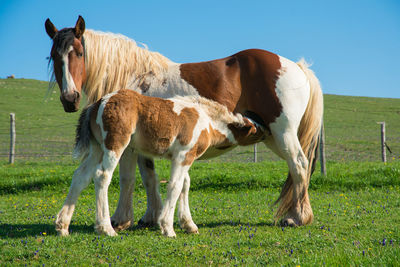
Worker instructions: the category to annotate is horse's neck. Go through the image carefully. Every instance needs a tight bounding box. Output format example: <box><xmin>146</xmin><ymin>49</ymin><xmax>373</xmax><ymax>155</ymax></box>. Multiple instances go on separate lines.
<box><xmin>136</xmin><ymin>63</ymin><xmax>200</xmax><ymax>99</ymax></box>
<box><xmin>82</xmin><ymin>30</ymin><xmax>173</xmax><ymax>104</ymax></box>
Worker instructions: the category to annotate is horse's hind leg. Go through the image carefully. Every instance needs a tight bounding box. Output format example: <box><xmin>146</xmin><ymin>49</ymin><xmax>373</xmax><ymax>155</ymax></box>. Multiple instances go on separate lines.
<box><xmin>110</xmin><ymin>148</ymin><xmax>138</xmax><ymax>231</ymax></box>
<box><xmin>270</xmin><ymin>124</ymin><xmax>313</xmax><ymax>226</ymax></box>
<box><xmin>178</xmin><ymin>172</ymin><xmax>198</xmax><ymax>234</ymax></box>
<box><xmin>137</xmin><ymin>156</ymin><xmax>163</xmax><ymax>227</ymax></box>
<box><xmin>55</xmin><ymin>144</ymin><xmax>102</xmax><ymax>236</ymax></box>
<box><xmin>158</xmin><ymin>162</ymin><xmax>188</xmax><ymax>237</ymax></box>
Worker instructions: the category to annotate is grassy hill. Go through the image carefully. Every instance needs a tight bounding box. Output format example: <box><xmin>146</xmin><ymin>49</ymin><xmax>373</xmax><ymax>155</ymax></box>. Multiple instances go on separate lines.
<box><xmin>1</xmin><ymin>78</ymin><xmax>399</xmax><ymax>163</ymax></box>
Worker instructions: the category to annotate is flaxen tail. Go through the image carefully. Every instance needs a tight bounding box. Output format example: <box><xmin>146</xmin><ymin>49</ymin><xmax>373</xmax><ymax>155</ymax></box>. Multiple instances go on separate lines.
<box><xmin>274</xmin><ymin>59</ymin><xmax>324</xmax><ymax>224</ymax></box>
<box><xmin>73</xmin><ymin>105</ymin><xmax>94</xmax><ymax>159</ymax></box>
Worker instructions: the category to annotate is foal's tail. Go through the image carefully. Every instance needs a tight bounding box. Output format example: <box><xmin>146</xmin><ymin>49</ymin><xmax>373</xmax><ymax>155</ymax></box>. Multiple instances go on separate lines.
<box><xmin>274</xmin><ymin>59</ymin><xmax>324</xmax><ymax>223</ymax></box>
<box><xmin>73</xmin><ymin>105</ymin><xmax>95</xmax><ymax>159</ymax></box>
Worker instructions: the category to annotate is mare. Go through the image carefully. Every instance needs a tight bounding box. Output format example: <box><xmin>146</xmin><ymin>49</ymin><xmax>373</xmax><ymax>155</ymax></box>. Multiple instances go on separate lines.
<box><xmin>45</xmin><ymin>16</ymin><xmax>323</xmax><ymax>233</ymax></box>
<box><xmin>57</xmin><ymin>89</ymin><xmax>264</xmax><ymax>237</ymax></box>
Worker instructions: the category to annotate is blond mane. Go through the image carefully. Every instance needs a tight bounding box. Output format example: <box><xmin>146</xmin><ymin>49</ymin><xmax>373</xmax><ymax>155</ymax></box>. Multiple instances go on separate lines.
<box><xmin>83</xmin><ymin>30</ymin><xmax>171</xmax><ymax>105</ymax></box>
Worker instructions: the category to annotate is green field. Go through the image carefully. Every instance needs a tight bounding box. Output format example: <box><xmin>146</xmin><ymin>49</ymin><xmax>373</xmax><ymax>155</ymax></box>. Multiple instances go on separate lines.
<box><xmin>1</xmin><ymin>78</ymin><xmax>400</xmax><ymax>163</ymax></box>
<box><xmin>0</xmin><ymin>79</ymin><xmax>400</xmax><ymax>265</ymax></box>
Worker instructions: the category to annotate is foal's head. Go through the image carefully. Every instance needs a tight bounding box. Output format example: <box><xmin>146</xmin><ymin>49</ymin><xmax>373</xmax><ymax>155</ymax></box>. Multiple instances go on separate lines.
<box><xmin>45</xmin><ymin>16</ymin><xmax>86</xmax><ymax>112</ymax></box>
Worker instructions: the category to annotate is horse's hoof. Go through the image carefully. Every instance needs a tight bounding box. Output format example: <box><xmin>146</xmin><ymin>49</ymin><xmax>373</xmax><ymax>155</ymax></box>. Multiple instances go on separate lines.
<box><xmin>137</xmin><ymin>218</ymin><xmax>156</xmax><ymax>228</ymax></box>
<box><xmin>111</xmin><ymin>219</ymin><xmax>132</xmax><ymax>231</ymax></box>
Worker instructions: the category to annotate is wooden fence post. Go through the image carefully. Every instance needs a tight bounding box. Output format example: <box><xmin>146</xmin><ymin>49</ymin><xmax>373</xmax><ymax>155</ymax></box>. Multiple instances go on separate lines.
<box><xmin>378</xmin><ymin>122</ymin><xmax>386</xmax><ymax>163</ymax></box>
<box><xmin>320</xmin><ymin>120</ymin><xmax>326</xmax><ymax>176</ymax></box>
<box><xmin>9</xmin><ymin>113</ymin><xmax>15</xmax><ymax>164</ymax></box>
<box><xmin>253</xmin><ymin>143</ymin><xmax>257</xmax><ymax>163</ymax></box>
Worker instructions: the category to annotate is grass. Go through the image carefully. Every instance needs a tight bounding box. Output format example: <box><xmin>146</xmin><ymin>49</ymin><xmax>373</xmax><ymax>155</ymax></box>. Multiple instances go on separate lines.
<box><xmin>0</xmin><ymin>160</ymin><xmax>399</xmax><ymax>266</ymax></box>
<box><xmin>1</xmin><ymin>78</ymin><xmax>400</xmax><ymax>265</ymax></box>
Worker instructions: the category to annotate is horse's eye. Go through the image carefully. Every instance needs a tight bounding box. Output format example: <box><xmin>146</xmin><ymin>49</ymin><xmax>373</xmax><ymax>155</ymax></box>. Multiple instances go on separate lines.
<box><xmin>77</xmin><ymin>52</ymin><xmax>83</xmax><ymax>58</ymax></box>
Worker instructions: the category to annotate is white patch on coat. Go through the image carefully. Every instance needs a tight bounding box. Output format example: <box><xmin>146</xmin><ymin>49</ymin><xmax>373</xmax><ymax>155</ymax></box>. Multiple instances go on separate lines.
<box><xmin>61</xmin><ymin>46</ymin><xmax>77</xmax><ymax>95</ymax></box>
<box><xmin>171</xmin><ymin>99</ymin><xmax>188</xmax><ymax>116</ymax></box>
<box><xmin>96</xmin><ymin>92</ymin><xmax>118</xmax><ymax>144</ymax></box>
<box><xmin>274</xmin><ymin>56</ymin><xmax>311</xmax><ymax>130</ymax></box>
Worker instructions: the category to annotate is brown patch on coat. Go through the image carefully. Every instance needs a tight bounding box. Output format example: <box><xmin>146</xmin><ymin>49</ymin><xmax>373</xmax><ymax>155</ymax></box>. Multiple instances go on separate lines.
<box><xmin>102</xmin><ymin>91</ymin><xmax>139</xmax><ymax>155</ymax></box>
<box><xmin>182</xmin><ymin>125</ymin><xmax>233</xmax><ymax>166</ymax></box>
<box><xmin>180</xmin><ymin>49</ymin><xmax>283</xmax><ymax>128</ymax></box>
<box><xmin>181</xmin><ymin>129</ymin><xmax>210</xmax><ymax>166</ymax></box>
<box><xmin>208</xmin><ymin>125</ymin><xmax>232</xmax><ymax>148</ymax></box>
<box><xmin>100</xmin><ymin>90</ymin><xmax>199</xmax><ymax>156</ymax></box>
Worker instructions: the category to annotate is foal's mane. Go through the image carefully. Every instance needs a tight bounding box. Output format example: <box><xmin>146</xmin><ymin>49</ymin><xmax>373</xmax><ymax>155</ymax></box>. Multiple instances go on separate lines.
<box><xmin>83</xmin><ymin>30</ymin><xmax>171</xmax><ymax>105</ymax></box>
<box><xmin>173</xmin><ymin>96</ymin><xmax>246</xmax><ymax>126</ymax></box>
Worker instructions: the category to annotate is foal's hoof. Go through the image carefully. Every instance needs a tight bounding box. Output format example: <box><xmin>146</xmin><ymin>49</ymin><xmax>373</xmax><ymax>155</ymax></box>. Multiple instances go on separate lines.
<box><xmin>280</xmin><ymin>218</ymin><xmax>299</xmax><ymax>227</ymax></box>
<box><xmin>95</xmin><ymin>225</ymin><xmax>118</xmax><ymax>236</ymax></box>
<box><xmin>111</xmin><ymin>219</ymin><xmax>132</xmax><ymax>232</ymax></box>
<box><xmin>181</xmin><ymin>222</ymin><xmax>199</xmax><ymax>234</ymax></box>
<box><xmin>186</xmin><ymin>229</ymin><xmax>199</xmax><ymax>235</ymax></box>
<box><xmin>161</xmin><ymin>228</ymin><xmax>177</xmax><ymax>238</ymax></box>
<box><xmin>56</xmin><ymin>229</ymin><xmax>69</xmax><ymax>237</ymax></box>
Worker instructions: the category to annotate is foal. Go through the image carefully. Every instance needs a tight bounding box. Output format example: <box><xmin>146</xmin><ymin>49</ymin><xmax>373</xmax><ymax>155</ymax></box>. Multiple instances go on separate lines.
<box><xmin>55</xmin><ymin>89</ymin><xmax>264</xmax><ymax>237</ymax></box>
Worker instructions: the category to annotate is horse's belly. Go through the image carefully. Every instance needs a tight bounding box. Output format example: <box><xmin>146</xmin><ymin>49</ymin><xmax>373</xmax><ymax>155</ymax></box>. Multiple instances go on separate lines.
<box><xmin>197</xmin><ymin>145</ymin><xmax>237</xmax><ymax>160</ymax></box>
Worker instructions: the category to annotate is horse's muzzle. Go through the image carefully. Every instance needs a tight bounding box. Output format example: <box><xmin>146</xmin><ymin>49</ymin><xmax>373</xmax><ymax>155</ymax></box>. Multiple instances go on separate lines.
<box><xmin>60</xmin><ymin>91</ymin><xmax>80</xmax><ymax>112</ymax></box>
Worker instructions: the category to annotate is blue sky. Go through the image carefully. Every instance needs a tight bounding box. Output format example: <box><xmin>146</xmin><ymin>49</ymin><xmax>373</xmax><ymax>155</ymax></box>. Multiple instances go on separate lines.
<box><xmin>0</xmin><ymin>0</ymin><xmax>399</xmax><ymax>98</ymax></box>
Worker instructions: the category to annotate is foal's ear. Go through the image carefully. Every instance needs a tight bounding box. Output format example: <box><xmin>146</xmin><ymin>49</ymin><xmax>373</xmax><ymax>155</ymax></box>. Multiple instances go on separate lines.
<box><xmin>74</xmin><ymin>15</ymin><xmax>86</xmax><ymax>39</ymax></box>
<box><xmin>45</xmin><ymin>18</ymin><xmax>58</xmax><ymax>39</ymax></box>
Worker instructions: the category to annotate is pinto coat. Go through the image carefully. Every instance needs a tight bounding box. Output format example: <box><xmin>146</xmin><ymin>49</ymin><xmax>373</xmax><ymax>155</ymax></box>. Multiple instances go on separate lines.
<box><xmin>55</xmin><ymin>89</ymin><xmax>264</xmax><ymax>237</ymax></box>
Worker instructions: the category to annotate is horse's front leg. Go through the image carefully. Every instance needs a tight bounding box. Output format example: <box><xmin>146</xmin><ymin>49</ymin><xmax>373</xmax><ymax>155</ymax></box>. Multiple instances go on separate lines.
<box><xmin>110</xmin><ymin>148</ymin><xmax>138</xmax><ymax>231</ymax></box>
<box><xmin>158</xmin><ymin>162</ymin><xmax>189</xmax><ymax>237</ymax></box>
<box><xmin>93</xmin><ymin>150</ymin><xmax>121</xmax><ymax>236</ymax></box>
<box><xmin>137</xmin><ymin>155</ymin><xmax>163</xmax><ymax>227</ymax></box>
<box><xmin>178</xmin><ymin>172</ymin><xmax>198</xmax><ymax>234</ymax></box>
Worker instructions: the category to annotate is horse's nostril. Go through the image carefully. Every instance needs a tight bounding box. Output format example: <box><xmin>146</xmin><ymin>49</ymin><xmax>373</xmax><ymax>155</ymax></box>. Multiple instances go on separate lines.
<box><xmin>74</xmin><ymin>91</ymin><xmax>81</xmax><ymax>102</ymax></box>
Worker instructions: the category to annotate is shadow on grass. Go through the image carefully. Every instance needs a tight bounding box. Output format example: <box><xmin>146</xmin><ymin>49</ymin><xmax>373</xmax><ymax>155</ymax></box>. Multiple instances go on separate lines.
<box><xmin>0</xmin><ymin>223</ymin><xmax>93</xmax><ymax>238</ymax></box>
<box><xmin>190</xmin><ymin>176</ymin><xmax>283</xmax><ymax>192</ymax></box>
<box><xmin>0</xmin><ymin>178</ymin><xmax>69</xmax><ymax>195</ymax></box>
<box><xmin>132</xmin><ymin>219</ymin><xmax>276</xmax><ymax>234</ymax></box>
<box><xmin>199</xmin><ymin>220</ymin><xmax>276</xmax><ymax>228</ymax></box>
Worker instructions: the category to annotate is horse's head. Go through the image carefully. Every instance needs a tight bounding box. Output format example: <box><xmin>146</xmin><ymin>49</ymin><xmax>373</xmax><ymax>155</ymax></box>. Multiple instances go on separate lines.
<box><xmin>45</xmin><ymin>16</ymin><xmax>86</xmax><ymax>112</ymax></box>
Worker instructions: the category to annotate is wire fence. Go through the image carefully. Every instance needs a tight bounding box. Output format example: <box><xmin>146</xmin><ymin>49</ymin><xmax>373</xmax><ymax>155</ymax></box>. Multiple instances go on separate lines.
<box><xmin>1</xmin><ymin>115</ymin><xmax>399</xmax><ymax>164</ymax></box>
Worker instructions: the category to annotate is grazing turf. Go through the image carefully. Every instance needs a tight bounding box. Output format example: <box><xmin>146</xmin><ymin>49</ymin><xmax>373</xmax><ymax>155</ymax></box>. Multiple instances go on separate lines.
<box><xmin>1</xmin><ymin>78</ymin><xmax>399</xmax><ymax>265</ymax></box>
<box><xmin>0</xmin><ymin>160</ymin><xmax>399</xmax><ymax>266</ymax></box>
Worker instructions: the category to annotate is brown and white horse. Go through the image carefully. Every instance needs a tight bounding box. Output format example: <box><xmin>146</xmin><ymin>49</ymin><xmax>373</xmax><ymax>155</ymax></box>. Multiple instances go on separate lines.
<box><xmin>46</xmin><ymin>16</ymin><xmax>323</xmax><ymax>230</ymax></box>
<box><xmin>57</xmin><ymin>89</ymin><xmax>264</xmax><ymax>236</ymax></box>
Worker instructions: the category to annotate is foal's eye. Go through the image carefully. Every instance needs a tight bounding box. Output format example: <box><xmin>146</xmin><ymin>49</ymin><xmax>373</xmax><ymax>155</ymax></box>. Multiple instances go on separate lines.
<box><xmin>77</xmin><ymin>52</ymin><xmax>83</xmax><ymax>58</ymax></box>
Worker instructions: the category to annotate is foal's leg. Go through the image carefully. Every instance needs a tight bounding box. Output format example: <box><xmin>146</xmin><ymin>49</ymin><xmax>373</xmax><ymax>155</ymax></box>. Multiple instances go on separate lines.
<box><xmin>158</xmin><ymin>162</ymin><xmax>189</xmax><ymax>237</ymax></box>
<box><xmin>93</xmin><ymin>149</ymin><xmax>123</xmax><ymax>236</ymax></box>
<box><xmin>270</xmin><ymin>124</ymin><xmax>313</xmax><ymax>226</ymax></box>
<box><xmin>178</xmin><ymin>172</ymin><xmax>198</xmax><ymax>234</ymax></box>
<box><xmin>137</xmin><ymin>156</ymin><xmax>163</xmax><ymax>227</ymax></box>
<box><xmin>110</xmin><ymin>148</ymin><xmax>138</xmax><ymax>231</ymax></box>
<box><xmin>55</xmin><ymin>145</ymin><xmax>102</xmax><ymax>236</ymax></box>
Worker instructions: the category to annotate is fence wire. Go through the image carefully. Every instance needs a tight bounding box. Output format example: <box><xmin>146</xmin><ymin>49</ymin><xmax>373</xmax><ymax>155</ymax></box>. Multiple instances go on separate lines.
<box><xmin>1</xmin><ymin>121</ymin><xmax>399</xmax><ymax>164</ymax></box>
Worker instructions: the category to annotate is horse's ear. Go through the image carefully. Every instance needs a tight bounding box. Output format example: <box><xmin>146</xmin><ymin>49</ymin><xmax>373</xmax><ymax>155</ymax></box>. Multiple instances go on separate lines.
<box><xmin>74</xmin><ymin>15</ymin><xmax>85</xmax><ymax>39</ymax></box>
<box><xmin>45</xmin><ymin>18</ymin><xmax>58</xmax><ymax>39</ymax></box>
